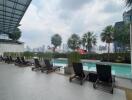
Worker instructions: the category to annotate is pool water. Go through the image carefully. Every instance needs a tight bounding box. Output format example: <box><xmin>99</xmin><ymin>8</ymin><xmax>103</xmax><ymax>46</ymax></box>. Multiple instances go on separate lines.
<box><xmin>53</xmin><ymin>59</ymin><xmax>132</xmax><ymax>79</ymax></box>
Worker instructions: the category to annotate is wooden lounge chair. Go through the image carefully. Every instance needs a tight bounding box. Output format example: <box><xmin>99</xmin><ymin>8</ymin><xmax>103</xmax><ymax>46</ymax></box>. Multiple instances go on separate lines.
<box><xmin>5</xmin><ymin>56</ymin><xmax>10</xmax><ymax>64</ymax></box>
<box><xmin>93</xmin><ymin>64</ymin><xmax>114</xmax><ymax>94</ymax></box>
<box><xmin>9</xmin><ymin>56</ymin><xmax>14</xmax><ymax>63</ymax></box>
<box><xmin>69</xmin><ymin>62</ymin><xmax>87</xmax><ymax>85</ymax></box>
<box><xmin>41</xmin><ymin>59</ymin><xmax>60</xmax><ymax>74</ymax></box>
<box><xmin>21</xmin><ymin>57</ymin><xmax>32</xmax><ymax>66</ymax></box>
<box><xmin>0</xmin><ymin>56</ymin><xmax>2</xmax><ymax>62</ymax></box>
<box><xmin>15</xmin><ymin>57</ymin><xmax>23</xmax><ymax>66</ymax></box>
<box><xmin>0</xmin><ymin>56</ymin><xmax>5</xmax><ymax>62</ymax></box>
<box><xmin>32</xmin><ymin>59</ymin><xmax>42</xmax><ymax>71</ymax></box>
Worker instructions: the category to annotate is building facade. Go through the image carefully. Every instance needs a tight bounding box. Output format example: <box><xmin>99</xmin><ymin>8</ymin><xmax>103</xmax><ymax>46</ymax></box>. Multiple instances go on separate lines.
<box><xmin>123</xmin><ymin>9</ymin><xmax>132</xmax><ymax>23</ymax></box>
<box><xmin>114</xmin><ymin>9</ymin><xmax>132</xmax><ymax>52</ymax></box>
<box><xmin>0</xmin><ymin>39</ymin><xmax>24</xmax><ymax>56</ymax></box>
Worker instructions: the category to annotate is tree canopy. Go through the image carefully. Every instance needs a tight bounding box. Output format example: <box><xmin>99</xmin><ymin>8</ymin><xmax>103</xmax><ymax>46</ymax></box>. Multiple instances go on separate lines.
<box><xmin>101</xmin><ymin>25</ymin><xmax>114</xmax><ymax>53</ymax></box>
<box><xmin>67</xmin><ymin>34</ymin><xmax>80</xmax><ymax>50</ymax></box>
<box><xmin>8</xmin><ymin>28</ymin><xmax>21</xmax><ymax>41</ymax></box>
<box><xmin>51</xmin><ymin>34</ymin><xmax>62</xmax><ymax>51</ymax></box>
<box><xmin>101</xmin><ymin>25</ymin><xmax>114</xmax><ymax>44</ymax></box>
<box><xmin>114</xmin><ymin>24</ymin><xmax>130</xmax><ymax>46</ymax></box>
<box><xmin>81</xmin><ymin>32</ymin><xmax>96</xmax><ymax>52</ymax></box>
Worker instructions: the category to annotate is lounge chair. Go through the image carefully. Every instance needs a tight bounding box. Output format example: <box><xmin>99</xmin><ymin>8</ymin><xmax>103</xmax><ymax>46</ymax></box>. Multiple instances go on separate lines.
<box><xmin>69</xmin><ymin>62</ymin><xmax>87</xmax><ymax>85</ymax></box>
<box><xmin>9</xmin><ymin>56</ymin><xmax>14</xmax><ymax>63</ymax></box>
<box><xmin>41</xmin><ymin>59</ymin><xmax>60</xmax><ymax>74</ymax></box>
<box><xmin>0</xmin><ymin>56</ymin><xmax>2</xmax><ymax>62</ymax></box>
<box><xmin>32</xmin><ymin>59</ymin><xmax>42</xmax><ymax>71</ymax></box>
<box><xmin>15</xmin><ymin>57</ymin><xmax>23</xmax><ymax>66</ymax></box>
<box><xmin>21</xmin><ymin>57</ymin><xmax>32</xmax><ymax>66</ymax></box>
<box><xmin>93</xmin><ymin>64</ymin><xmax>114</xmax><ymax>94</ymax></box>
<box><xmin>5</xmin><ymin>56</ymin><xmax>10</xmax><ymax>64</ymax></box>
<box><xmin>0</xmin><ymin>56</ymin><xmax>5</xmax><ymax>62</ymax></box>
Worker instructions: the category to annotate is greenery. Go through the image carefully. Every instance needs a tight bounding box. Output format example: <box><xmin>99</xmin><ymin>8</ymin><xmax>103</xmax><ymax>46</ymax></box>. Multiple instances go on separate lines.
<box><xmin>81</xmin><ymin>32</ymin><xmax>97</xmax><ymax>52</ymax></box>
<box><xmin>101</xmin><ymin>25</ymin><xmax>114</xmax><ymax>60</ymax></box>
<box><xmin>68</xmin><ymin>52</ymin><xmax>81</xmax><ymax>67</ymax></box>
<box><xmin>51</xmin><ymin>34</ymin><xmax>62</xmax><ymax>52</ymax></box>
<box><xmin>114</xmin><ymin>24</ymin><xmax>130</xmax><ymax>52</ymax></box>
<box><xmin>3</xmin><ymin>52</ymin><xmax>131</xmax><ymax>64</ymax></box>
<box><xmin>4</xmin><ymin>52</ymin><xmax>23</xmax><ymax>58</ymax></box>
<box><xmin>67</xmin><ymin>34</ymin><xmax>80</xmax><ymax>50</ymax></box>
<box><xmin>38</xmin><ymin>52</ymin><xmax>53</xmax><ymax>60</ymax></box>
<box><xmin>23</xmin><ymin>51</ymin><xmax>34</xmax><ymax>59</ymax></box>
<box><xmin>8</xmin><ymin>28</ymin><xmax>21</xmax><ymax>41</ymax></box>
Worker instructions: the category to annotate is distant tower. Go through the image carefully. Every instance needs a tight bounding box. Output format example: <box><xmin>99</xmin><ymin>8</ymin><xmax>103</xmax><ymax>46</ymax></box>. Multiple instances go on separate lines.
<box><xmin>62</xmin><ymin>44</ymin><xmax>68</xmax><ymax>52</ymax></box>
<box><xmin>123</xmin><ymin>9</ymin><xmax>132</xmax><ymax>23</ymax></box>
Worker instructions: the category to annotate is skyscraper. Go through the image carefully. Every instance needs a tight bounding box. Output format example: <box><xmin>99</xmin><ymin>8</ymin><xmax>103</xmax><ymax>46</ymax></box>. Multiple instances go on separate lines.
<box><xmin>123</xmin><ymin>9</ymin><xmax>132</xmax><ymax>23</ymax></box>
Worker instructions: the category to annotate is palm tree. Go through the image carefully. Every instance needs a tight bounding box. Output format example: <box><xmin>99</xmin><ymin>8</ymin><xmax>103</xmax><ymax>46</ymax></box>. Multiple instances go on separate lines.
<box><xmin>67</xmin><ymin>34</ymin><xmax>80</xmax><ymax>51</ymax></box>
<box><xmin>126</xmin><ymin>0</ymin><xmax>132</xmax><ymax>6</ymax></box>
<box><xmin>101</xmin><ymin>25</ymin><xmax>114</xmax><ymax>55</ymax></box>
<box><xmin>82</xmin><ymin>32</ymin><xmax>96</xmax><ymax>52</ymax></box>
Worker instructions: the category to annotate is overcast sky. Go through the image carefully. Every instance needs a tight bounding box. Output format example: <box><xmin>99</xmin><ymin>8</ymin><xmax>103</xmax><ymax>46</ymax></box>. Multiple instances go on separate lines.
<box><xmin>19</xmin><ymin>0</ymin><xmax>127</xmax><ymax>48</ymax></box>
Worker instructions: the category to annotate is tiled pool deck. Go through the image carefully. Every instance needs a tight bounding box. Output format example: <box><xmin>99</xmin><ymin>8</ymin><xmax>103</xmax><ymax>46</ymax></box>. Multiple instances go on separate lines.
<box><xmin>0</xmin><ymin>62</ymin><xmax>127</xmax><ymax>100</ymax></box>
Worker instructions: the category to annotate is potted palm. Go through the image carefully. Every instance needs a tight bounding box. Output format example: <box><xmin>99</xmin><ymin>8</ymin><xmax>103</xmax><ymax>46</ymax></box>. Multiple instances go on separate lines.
<box><xmin>64</xmin><ymin>52</ymin><xmax>81</xmax><ymax>74</ymax></box>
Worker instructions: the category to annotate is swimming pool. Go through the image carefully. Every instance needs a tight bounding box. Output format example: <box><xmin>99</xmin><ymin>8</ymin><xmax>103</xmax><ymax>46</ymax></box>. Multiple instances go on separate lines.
<box><xmin>53</xmin><ymin>59</ymin><xmax>132</xmax><ymax>79</ymax></box>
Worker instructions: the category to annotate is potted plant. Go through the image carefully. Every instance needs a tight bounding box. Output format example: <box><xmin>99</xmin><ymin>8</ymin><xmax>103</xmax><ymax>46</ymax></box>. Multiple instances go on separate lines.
<box><xmin>64</xmin><ymin>52</ymin><xmax>81</xmax><ymax>75</ymax></box>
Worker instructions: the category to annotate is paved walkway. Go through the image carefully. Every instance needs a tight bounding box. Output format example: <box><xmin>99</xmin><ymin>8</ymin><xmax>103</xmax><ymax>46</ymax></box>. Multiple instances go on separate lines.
<box><xmin>0</xmin><ymin>63</ymin><xmax>126</xmax><ymax>100</ymax></box>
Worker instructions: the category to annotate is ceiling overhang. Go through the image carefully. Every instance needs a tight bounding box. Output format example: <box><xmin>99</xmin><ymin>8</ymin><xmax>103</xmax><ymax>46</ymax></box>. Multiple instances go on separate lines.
<box><xmin>0</xmin><ymin>0</ymin><xmax>32</xmax><ymax>34</ymax></box>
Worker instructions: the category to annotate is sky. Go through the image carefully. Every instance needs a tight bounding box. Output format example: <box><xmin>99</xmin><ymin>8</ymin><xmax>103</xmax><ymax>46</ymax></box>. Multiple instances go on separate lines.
<box><xmin>19</xmin><ymin>0</ymin><xmax>127</xmax><ymax>48</ymax></box>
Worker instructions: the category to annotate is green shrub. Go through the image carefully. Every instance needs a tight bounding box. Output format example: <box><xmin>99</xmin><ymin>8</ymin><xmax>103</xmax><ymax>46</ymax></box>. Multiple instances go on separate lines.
<box><xmin>80</xmin><ymin>53</ymin><xmax>101</xmax><ymax>60</ymax></box>
<box><xmin>53</xmin><ymin>52</ymin><xmax>67</xmax><ymax>58</ymax></box>
<box><xmin>3</xmin><ymin>52</ymin><xmax>23</xmax><ymax>58</ymax></box>
<box><xmin>23</xmin><ymin>51</ymin><xmax>34</xmax><ymax>59</ymax></box>
<box><xmin>3</xmin><ymin>52</ymin><xmax>130</xmax><ymax>64</ymax></box>
<box><xmin>41</xmin><ymin>52</ymin><xmax>53</xmax><ymax>60</ymax></box>
<box><xmin>68</xmin><ymin>52</ymin><xmax>81</xmax><ymax>67</ymax></box>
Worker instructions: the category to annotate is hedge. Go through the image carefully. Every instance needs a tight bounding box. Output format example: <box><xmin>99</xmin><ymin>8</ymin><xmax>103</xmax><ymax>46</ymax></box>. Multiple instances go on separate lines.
<box><xmin>3</xmin><ymin>52</ymin><xmax>131</xmax><ymax>64</ymax></box>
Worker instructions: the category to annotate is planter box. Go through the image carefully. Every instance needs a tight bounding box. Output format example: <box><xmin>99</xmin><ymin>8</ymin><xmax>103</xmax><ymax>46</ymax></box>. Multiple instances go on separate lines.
<box><xmin>64</xmin><ymin>66</ymin><xmax>74</xmax><ymax>75</ymax></box>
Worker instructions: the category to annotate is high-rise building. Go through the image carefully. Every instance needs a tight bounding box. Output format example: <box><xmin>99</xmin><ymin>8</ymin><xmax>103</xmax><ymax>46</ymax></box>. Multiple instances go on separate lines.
<box><xmin>123</xmin><ymin>9</ymin><xmax>132</xmax><ymax>23</ymax></box>
<box><xmin>62</xmin><ymin>44</ymin><xmax>69</xmax><ymax>52</ymax></box>
<box><xmin>114</xmin><ymin>9</ymin><xmax>132</xmax><ymax>52</ymax></box>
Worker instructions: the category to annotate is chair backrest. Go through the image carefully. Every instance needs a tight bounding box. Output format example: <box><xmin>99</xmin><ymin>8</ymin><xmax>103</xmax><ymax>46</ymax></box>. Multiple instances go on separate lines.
<box><xmin>1</xmin><ymin>56</ymin><xmax>5</xmax><ymax>61</ymax></box>
<box><xmin>16</xmin><ymin>57</ymin><xmax>22</xmax><ymax>63</ymax></box>
<box><xmin>21</xmin><ymin>57</ymin><xmax>25</xmax><ymax>62</ymax></box>
<box><xmin>44</xmin><ymin>59</ymin><xmax>52</xmax><ymax>68</ymax></box>
<box><xmin>6</xmin><ymin>56</ymin><xmax>10</xmax><ymax>61</ymax></box>
<box><xmin>5</xmin><ymin>56</ymin><xmax>10</xmax><ymax>62</ymax></box>
<box><xmin>34</xmin><ymin>59</ymin><xmax>40</xmax><ymax>66</ymax></box>
<box><xmin>72</xmin><ymin>62</ymin><xmax>84</xmax><ymax>76</ymax></box>
<box><xmin>96</xmin><ymin>64</ymin><xmax>112</xmax><ymax>82</ymax></box>
<box><xmin>9</xmin><ymin>56</ymin><xmax>13</xmax><ymax>61</ymax></box>
<box><xmin>0</xmin><ymin>56</ymin><xmax>3</xmax><ymax>61</ymax></box>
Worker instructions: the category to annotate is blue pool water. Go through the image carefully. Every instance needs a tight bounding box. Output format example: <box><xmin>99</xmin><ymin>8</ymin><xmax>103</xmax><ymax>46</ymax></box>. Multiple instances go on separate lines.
<box><xmin>53</xmin><ymin>59</ymin><xmax>131</xmax><ymax>79</ymax></box>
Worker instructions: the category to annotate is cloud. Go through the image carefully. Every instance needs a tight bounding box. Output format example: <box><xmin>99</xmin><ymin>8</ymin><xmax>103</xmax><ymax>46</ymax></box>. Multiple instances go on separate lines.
<box><xmin>19</xmin><ymin>0</ymin><xmax>125</xmax><ymax>48</ymax></box>
<box><xmin>59</xmin><ymin>0</ymin><xmax>92</xmax><ymax>11</ymax></box>
<box><xmin>102</xmin><ymin>0</ymin><xmax>124</xmax><ymax>13</ymax></box>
